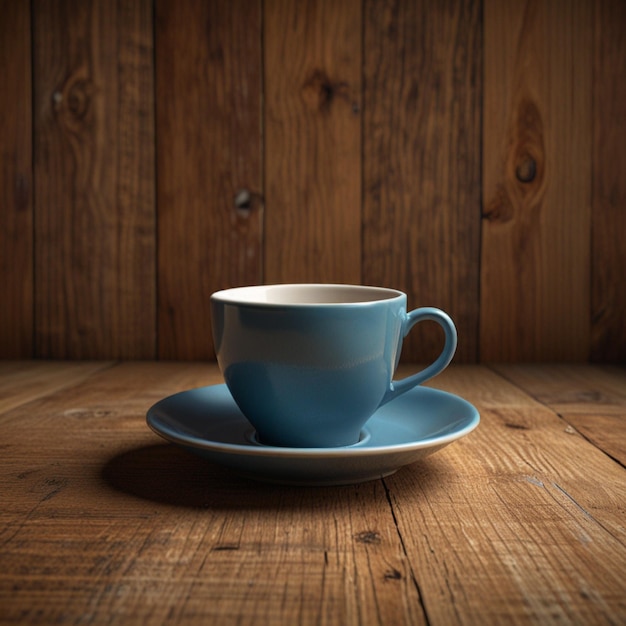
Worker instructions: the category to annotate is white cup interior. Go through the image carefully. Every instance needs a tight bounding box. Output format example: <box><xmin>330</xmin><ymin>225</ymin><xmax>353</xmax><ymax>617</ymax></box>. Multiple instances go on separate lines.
<box><xmin>212</xmin><ymin>284</ymin><xmax>402</xmax><ymax>305</ymax></box>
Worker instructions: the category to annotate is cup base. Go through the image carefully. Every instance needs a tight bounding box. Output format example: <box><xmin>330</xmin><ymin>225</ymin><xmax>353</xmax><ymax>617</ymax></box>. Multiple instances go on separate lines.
<box><xmin>245</xmin><ymin>428</ymin><xmax>372</xmax><ymax>449</ymax></box>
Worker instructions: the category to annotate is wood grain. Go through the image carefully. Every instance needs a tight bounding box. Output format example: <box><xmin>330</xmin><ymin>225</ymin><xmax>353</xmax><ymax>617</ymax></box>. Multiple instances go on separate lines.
<box><xmin>0</xmin><ymin>0</ymin><xmax>32</xmax><ymax>357</ymax></box>
<box><xmin>481</xmin><ymin>0</ymin><xmax>593</xmax><ymax>361</ymax></box>
<box><xmin>0</xmin><ymin>360</ymin><xmax>113</xmax><ymax>414</ymax></box>
<box><xmin>33</xmin><ymin>0</ymin><xmax>156</xmax><ymax>359</ymax></box>
<box><xmin>0</xmin><ymin>362</ymin><xmax>425</xmax><ymax>625</ymax></box>
<box><xmin>2</xmin><ymin>1</ymin><xmax>625</xmax><ymax>363</ymax></box>
<box><xmin>156</xmin><ymin>0</ymin><xmax>263</xmax><ymax>360</ymax></box>
<box><xmin>363</xmin><ymin>0</ymin><xmax>482</xmax><ymax>363</ymax></box>
<box><xmin>388</xmin><ymin>364</ymin><xmax>626</xmax><ymax>624</ymax></box>
<box><xmin>591</xmin><ymin>0</ymin><xmax>626</xmax><ymax>362</ymax></box>
<box><xmin>493</xmin><ymin>363</ymin><xmax>626</xmax><ymax>466</ymax></box>
<box><xmin>1</xmin><ymin>363</ymin><xmax>625</xmax><ymax>624</ymax></box>
<box><xmin>264</xmin><ymin>0</ymin><xmax>362</xmax><ymax>284</ymax></box>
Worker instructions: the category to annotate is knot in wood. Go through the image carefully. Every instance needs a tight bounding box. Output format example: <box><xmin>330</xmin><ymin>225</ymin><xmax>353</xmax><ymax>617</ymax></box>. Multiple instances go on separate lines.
<box><xmin>354</xmin><ymin>530</ymin><xmax>381</xmax><ymax>544</ymax></box>
<box><xmin>302</xmin><ymin>69</ymin><xmax>351</xmax><ymax>113</ymax></box>
<box><xmin>515</xmin><ymin>156</ymin><xmax>537</xmax><ymax>183</ymax></box>
<box><xmin>384</xmin><ymin>568</ymin><xmax>403</xmax><ymax>580</ymax></box>
<box><xmin>512</xmin><ymin>98</ymin><xmax>544</xmax><ymax>189</ymax></box>
<box><xmin>67</xmin><ymin>79</ymin><xmax>93</xmax><ymax>120</ymax></box>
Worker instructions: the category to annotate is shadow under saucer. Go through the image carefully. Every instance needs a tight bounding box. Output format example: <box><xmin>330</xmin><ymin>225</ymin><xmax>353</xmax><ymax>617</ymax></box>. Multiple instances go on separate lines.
<box><xmin>101</xmin><ymin>443</ymin><xmax>388</xmax><ymax>509</ymax></box>
<box><xmin>101</xmin><ymin>443</ymin><xmax>273</xmax><ymax>508</ymax></box>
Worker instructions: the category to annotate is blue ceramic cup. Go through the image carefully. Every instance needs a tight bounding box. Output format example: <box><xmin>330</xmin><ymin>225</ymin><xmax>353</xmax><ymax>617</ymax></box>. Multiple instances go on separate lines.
<box><xmin>211</xmin><ymin>284</ymin><xmax>457</xmax><ymax>448</ymax></box>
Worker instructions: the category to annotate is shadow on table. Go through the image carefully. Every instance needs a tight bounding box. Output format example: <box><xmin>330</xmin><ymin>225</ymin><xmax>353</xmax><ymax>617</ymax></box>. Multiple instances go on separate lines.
<box><xmin>102</xmin><ymin>443</ymin><xmax>282</xmax><ymax>509</ymax></box>
<box><xmin>101</xmin><ymin>443</ymin><xmax>446</xmax><ymax>510</ymax></box>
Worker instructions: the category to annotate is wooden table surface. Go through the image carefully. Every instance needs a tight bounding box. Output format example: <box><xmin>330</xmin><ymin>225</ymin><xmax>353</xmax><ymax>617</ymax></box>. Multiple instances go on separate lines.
<box><xmin>1</xmin><ymin>361</ymin><xmax>625</xmax><ymax>625</ymax></box>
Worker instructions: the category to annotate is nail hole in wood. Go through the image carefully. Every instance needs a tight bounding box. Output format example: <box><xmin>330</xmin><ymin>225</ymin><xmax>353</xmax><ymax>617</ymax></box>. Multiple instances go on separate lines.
<box><xmin>234</xmin><ymin>189</ymin><xmax>252</xmax><ymax>212</ymax></box>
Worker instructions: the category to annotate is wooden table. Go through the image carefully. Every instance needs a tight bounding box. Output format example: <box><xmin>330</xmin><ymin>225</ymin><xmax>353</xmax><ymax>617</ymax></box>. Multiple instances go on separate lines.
<box><xmin>1</xmin><ymin>361</ymin><xmax>625</xmax><ymax>625</ymax></box>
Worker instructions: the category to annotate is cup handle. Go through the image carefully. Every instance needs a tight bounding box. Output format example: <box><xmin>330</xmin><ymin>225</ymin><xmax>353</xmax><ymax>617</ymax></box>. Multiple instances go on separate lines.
<box><xmin>379</xmin><ymin>307</ymin><xmax>457</xmax><ymax>407</ymax></box>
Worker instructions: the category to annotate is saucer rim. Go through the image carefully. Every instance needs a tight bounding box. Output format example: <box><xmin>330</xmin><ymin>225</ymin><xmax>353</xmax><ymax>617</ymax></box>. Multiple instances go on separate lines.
<box><xmin>146</xmin><ymin>384</ymin><xmax>480</xmax><ymax>459</ymax></box>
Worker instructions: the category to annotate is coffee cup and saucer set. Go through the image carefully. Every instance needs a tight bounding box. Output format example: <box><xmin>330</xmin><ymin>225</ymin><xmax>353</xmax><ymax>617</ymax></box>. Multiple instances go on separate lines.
<box><xmin>147</xmin><ymin>284</ymin><xmax>480</xmax><ymax>486</ymax></box>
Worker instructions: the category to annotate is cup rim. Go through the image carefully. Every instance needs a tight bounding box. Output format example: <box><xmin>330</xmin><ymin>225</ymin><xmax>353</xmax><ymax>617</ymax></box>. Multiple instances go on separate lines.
<box><xmin>211</xmin><ymin>283</ymin><xmax>405</xmax><ymax>307</ymax></box>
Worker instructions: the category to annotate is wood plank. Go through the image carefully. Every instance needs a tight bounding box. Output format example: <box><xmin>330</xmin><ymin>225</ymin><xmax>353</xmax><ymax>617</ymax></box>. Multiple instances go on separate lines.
<box><xmin>363</xmin><ymin>0</ymin><xmax>482</xmax><ymax>364</ymax></box>
<box><xmin>493</xmin><ymin>364</ymin><xmax>626</xmax><ymax>465</ymax></box>
<box><xmin>490</xmin><ymin>364</ymin><xmax>626</xmax><ymax>414</ymax></box>
<box><xmin>264</xmin><ymin>0</ymin><xmax>362</xmax><ymax>284</ymax></box>
<box><xmin>156</xmin><ymin>0</ymin><xmax>263</xmax><ymax>360</ymax></box>
<box><xmin>0</xmin><ymin>0</ymin><xmax>32</xmax><ymax>358</ymax></box>
<box><xmin>0</xmin><ymin>360</ymin><xmax>114</xmax><ymax>414</ymax></box>
<box><xmin>481</xmin><ymin>0</ymin><xmax>593</xmax><ymax>361</ymax></box>
<box><xmin>387</xmin><ymin>365</ymin><xmax>626</xmax><ymax>624</ymax></box>
<box><xmin>591</xmin><ymin>0</ymin><xmax>626</xmax><ymax>362</ymax></box>
<box><xmin>1</xmin><ymin>363</ymin><xmax>625</xmax><ymax>623</ymax></box>
<box><xmin>0</xmin><ymin>362</ymin><xmax>425</xmax><ymax>625</ymax></box>
<box><xmin>0</xmin><ymin>362</ymin><xmax>219</xmax><ymax>430</ymax></box>
<box><xmin>33</xmin><ymin>0</ymin><xmax>156</xmax><ymax>359</ymax></box>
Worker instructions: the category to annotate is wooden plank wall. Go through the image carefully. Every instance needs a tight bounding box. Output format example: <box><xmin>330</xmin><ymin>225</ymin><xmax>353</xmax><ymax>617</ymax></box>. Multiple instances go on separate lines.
<box><xmin>0</xmin><ymin>0</ymin><xmax>32</xmax><ymax>357</ymax></box>
<box><xmin>156</xmin><ymin>0</ymin><xmax>263</xmax><ymax>359</ymax></box>
<box><xmin>481</xmin><ymin>0</ymin><xmax>592</xmax><ymax>361</ymax></box>
<box><xmin>0</xmin><ymin>0</ymin><xmax>624</xmax><ymax>363</ymax></box>
<box><xmin>32</xmin><ymin>0</ymin><xmax>156</xmax><ymax>359</ymax></box>
<box><xmin>363</xmin><ymin>0</ymin><xmax>481</xmax><ymax>363</ymax></box>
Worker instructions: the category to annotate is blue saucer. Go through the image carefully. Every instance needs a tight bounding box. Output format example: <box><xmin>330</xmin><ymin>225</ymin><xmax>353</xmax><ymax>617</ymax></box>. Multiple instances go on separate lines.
<box><xmin>146</xmin><ymin>384</ymin><xmax>480</xmax><ymax>486</ymax></box>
